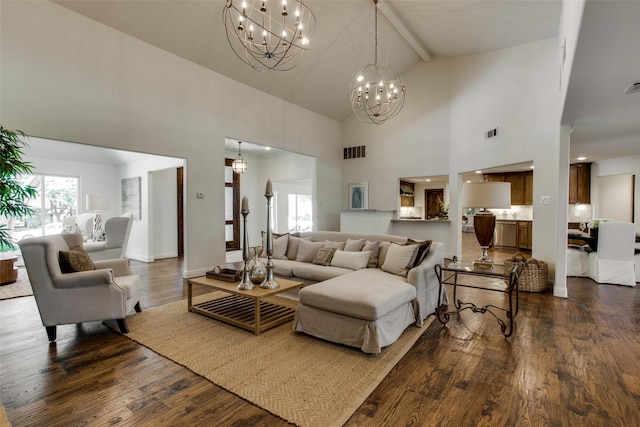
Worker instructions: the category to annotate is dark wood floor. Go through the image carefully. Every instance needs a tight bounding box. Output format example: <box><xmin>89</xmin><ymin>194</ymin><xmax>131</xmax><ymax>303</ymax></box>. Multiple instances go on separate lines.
<box><xmin>1</xmin><ymin>241</ymin><xmax>639</xmax><ymax>426</ymax></box>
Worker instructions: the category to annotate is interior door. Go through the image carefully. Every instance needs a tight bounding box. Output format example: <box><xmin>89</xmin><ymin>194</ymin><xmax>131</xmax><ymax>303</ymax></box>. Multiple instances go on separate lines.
<box><xmin>225</xmin><ymin>159</ymin><xmax>240</xmax><ymax>250</ymax></box>
<box><xmin>425</xmin><ymin>189</ymin><xmax>444</xmax><ymax>219</ymax></box>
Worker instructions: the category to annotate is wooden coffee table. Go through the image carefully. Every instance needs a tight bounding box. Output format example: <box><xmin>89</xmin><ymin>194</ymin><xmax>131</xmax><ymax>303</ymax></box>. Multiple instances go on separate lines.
<box><xmin>187</xmin><ymin>276</ymin><xmax>304</xmax><ymax>335</ymax></box>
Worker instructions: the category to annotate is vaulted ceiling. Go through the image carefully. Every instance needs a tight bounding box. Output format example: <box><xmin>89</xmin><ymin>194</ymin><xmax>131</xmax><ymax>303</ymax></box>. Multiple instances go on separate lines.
<box><xmin>52</xmin><ymin>0</ymin><xmax>640</xmax><ymax>163</ymax></box>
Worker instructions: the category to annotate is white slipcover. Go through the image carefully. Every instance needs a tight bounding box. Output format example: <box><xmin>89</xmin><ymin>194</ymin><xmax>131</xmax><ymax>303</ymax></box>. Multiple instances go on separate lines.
<box><xmin>588</xmin><ymin>221</ymin><xmax>636</xmax><ymax>286</ymax></box>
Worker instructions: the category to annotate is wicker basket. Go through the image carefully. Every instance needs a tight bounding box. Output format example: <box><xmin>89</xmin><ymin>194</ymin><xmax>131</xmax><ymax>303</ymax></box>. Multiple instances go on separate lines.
<box><xmin>504</xmin><ymin>253</ymin><xmax>549</xmax><ymax>292</ymax></box>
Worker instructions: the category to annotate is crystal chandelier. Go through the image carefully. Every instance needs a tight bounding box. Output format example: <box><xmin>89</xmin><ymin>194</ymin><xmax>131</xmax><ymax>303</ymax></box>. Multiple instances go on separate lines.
<box><xmin>349</xmin><ymin>0</ymin><xmax>406</xmax><ymax>125</ymax></box>
<box><xmin>223</xmin><ymin>0</ymin><xmax>316</xmax><ymax>72</ymax></box>
<box><xmin>232</xmin><ymin>141</ymin><xmax>248</xmax><ymax>174</ymax></box>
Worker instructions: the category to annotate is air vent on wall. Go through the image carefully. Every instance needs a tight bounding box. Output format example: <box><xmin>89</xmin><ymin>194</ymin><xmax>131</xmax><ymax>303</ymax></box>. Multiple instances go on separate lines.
<box><xmin>623</xmin><ymin>81</ymin><xmax>640</xmax><ymax>95</ymax></box>
<box><xmin>343</xmin><ymin>145</ymin><xmax>366</xmax><ymax>159</ymax></box>
<box><xmin>485</xmin><ymin>127</ymin><xmax>499</xmax><ymax>139</ymax></box>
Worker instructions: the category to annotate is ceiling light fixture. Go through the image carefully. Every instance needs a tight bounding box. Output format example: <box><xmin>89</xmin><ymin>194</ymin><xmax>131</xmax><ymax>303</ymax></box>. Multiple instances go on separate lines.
<box><xmin>222</xmin><ymin>0</ymin><xmax>316</xmax><ymax>72</ymax></box>
<box><xmin>349</xmin><ymin>0</ymin><xmax>406</xmax><ymax>125</ymax></box>
<box><xmin>232</xmin><ymin>141</ymin><xmax>248</xmax><ymax>174</ymax></box>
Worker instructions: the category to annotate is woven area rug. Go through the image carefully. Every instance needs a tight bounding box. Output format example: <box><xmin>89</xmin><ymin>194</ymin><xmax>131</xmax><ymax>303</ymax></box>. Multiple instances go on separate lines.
<box><xmin>0</xmin><ymin>269</ymin><xmax>32</xmax><ymax>300</ymax></box>
<box><xmin>121</xmin><ymin>293</ymin><xmax>433</xmax><ymax>427</ymax></box>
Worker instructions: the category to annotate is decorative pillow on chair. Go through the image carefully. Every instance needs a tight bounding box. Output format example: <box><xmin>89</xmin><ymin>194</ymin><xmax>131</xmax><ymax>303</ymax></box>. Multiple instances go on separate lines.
<box><xmin>313</xmin><ymin>248</ymin><xmax>337</xmax><ymax>266</ymax></box>
<box><xmin>381</xmin><ymin>243</ymin><xmax>418</xmax><ymax>277</ymax></box>
<box><xmin>92</xmin><ymin>229</ymin><xmax>106</xmax><ymax>242</ymax></box>
<box><xmin>330</xmin><ymin>250</ymin><xmax>371</xmax><ymax>271</ymax></box>
<box><xmin>407</xmin><ymin>238</ymin><xmax>433</xmax><ymax>267</ymax></box>
<box><xmin>59</xmin><ymin>249</ymin><xmax>97</xmax><ymax>273</ymax></box>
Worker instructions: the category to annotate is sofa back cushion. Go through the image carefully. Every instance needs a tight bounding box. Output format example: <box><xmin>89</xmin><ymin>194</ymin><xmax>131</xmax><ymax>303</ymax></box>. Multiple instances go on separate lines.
<box><xmin>344</xmin><ymin>238</ymin><xmax>366</xmax><ymax>251</ymax></box>
<box><xmin>323</xmin><ymin>240</ymin><xmax>346</xmax><ymax>250</ymax></box>
<box><xmin>286</xmin><ymin>236</ymin><xmax>312</xmax><ymax>260</ymax></box>
<box><xmin>296</xmin><ymin>240</ymin><xmax>324</xmax><ymax>263</ymax></box>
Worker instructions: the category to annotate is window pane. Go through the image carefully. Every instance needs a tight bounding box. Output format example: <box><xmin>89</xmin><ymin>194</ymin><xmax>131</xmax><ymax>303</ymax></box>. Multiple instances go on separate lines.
<box><xmin>225</xmin><ymin>224</ymin><xmax>234</xmax><ymax>241</ymax></box>
<box><xmin>225</xmin><ymin>187</ymin><xmax>234</xmax><ymax>221</ymax></box>
<box><xmin>225</xmin><ymin>166</ymin><xmax>233</xmax><ymax>184</ymax></box>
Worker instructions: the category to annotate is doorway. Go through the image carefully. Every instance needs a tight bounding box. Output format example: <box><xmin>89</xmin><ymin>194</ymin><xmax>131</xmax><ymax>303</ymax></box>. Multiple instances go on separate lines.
<box><xmin>425</xmin><ymin>189</ymin><xmax>444</xmax><ymax>219</ymax></box>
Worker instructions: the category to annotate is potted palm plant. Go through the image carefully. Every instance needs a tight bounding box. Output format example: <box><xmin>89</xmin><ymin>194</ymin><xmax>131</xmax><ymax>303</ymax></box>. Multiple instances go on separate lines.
<box><xmin>0</xmin><ymin>126</ymin><xmax>38</xmax><ymax>250</ymax></box>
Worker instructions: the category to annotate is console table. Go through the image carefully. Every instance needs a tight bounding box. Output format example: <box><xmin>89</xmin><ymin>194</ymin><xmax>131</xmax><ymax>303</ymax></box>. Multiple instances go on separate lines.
<box><xmin>434</xmin><ymin>260</ymin><xmax>523</xmax><ymax>337</ymax></box>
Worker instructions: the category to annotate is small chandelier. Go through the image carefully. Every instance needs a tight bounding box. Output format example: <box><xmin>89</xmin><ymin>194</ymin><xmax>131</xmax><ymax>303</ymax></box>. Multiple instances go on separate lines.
<box><xmin>349</xmin><ymin>0</ymin><xmax>406</xmax><ymax>125</ymax></box>
<box><xmin>223</xmin><ymin>0</ymin><xmax>316</xmax><ymax>72</ymax></box>
<box><xmin>232</xmin><ymin>141</ymin><xmax>248</xmax><ymax>174</ymax></box>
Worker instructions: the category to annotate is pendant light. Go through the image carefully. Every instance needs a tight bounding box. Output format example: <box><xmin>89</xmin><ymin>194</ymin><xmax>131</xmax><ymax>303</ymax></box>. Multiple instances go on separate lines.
<box><xmin>349</xmin><ymin>0</ymin><xmax>406</xmax><ymax>125</ymax></box>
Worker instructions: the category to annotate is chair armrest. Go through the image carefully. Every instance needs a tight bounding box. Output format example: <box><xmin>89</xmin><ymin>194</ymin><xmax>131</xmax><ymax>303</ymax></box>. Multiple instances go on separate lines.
<box><xmin>93</xmin><ymin>259</ymin><xmax>133</xmax><ymax>277</ymax></box>
<box><xmin>52</xmin><ymin>269</ymin><xmax>113</xmax><ymax>289</ymax></box>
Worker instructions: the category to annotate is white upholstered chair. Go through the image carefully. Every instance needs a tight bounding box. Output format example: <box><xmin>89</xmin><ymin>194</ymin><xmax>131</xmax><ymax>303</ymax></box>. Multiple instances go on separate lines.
<box><xmin>566</xmin><ymin>244</ymin><xmax>590</xmax><ymax>277</ymax></box>
<box><xmin>84</xmin><ymin>213</ymin><xmax>134</xmax><ymax>261</ymax></box>
<box><xmin>75</xmin><ymin>213</ymin><xmax>95</xmax><ymax>241</ymax></box>
<box><xmin>588</xmin><ymin>221</ymin><xmax>636</xmax><ymax>286</ymax></box>
<box><xmin>18</xmin><ymin>233</ymin><xmax>141</xmax><ymax>341</ymax></box>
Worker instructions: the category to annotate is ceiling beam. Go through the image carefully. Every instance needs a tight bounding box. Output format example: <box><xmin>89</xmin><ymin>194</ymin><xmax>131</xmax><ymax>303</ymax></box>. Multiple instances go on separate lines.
<box><xmin>378</xmin><ymin>0</ymin><xmax>431</xmax><ymax>62</ymax></box>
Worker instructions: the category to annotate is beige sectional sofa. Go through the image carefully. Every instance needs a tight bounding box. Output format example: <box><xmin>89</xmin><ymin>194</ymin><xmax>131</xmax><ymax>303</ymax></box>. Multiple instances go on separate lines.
<box><xmin>261</xmin><ymin>231</ymin><xmax>444</xmax><ymax>353</ymax></box>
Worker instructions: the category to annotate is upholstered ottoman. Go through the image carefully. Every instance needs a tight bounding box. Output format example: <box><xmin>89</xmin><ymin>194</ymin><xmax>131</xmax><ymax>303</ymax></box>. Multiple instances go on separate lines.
<box><xmin>293</xmin><ymin>268</ymin><xmax>419</xmax><ymax>353</ymax></box>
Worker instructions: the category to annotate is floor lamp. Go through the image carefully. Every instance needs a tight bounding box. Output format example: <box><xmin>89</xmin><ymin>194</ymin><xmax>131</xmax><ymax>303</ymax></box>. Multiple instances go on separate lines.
<box><xmin>86</xmin><ymin>194</ymin><xmax>109</xmax><ymax>237</ymax></box>
<box><xmin>460</xmin><ymin>182</ymin><xmax>511</xmax><ymax>268</ymax></box>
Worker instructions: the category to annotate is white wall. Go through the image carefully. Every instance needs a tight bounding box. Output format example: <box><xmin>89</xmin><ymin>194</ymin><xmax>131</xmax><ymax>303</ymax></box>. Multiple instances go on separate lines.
<box><xmin>152</xmin><ymin>168</ymin><xmax>179</xmax><ymax>259</ymax></box>
<box><xmin>592</xmin><ymin>155</ymin><xmax>640</xmax><ymax>232</ymax></box>
<box><xmin>1</xmin><ymin>1</ymin><xmax>342</xmax><ymax>277</ymax></box>
<box><xmin>342</xmin><ymin>38</ymin><xmax>562</xmax><ymax>291</ymax></box>
<box><xmin>120</xmin><ymin>156</ymin><xmax>184</xmax><ymax>261</ymax></box>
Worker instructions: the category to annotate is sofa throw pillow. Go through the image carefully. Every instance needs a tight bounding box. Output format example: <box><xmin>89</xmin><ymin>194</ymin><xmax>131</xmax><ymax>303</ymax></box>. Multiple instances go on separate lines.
<box><xmin>286</xmin><ymin>236</ymin><xmax>312</xmax><ymax>260</ymax></box>
<box><xmin>407</xmin><ymin>238</ymin><xmax>433</xmax><ymax>267</ymax></box>
<box><xmin>59</xmin><ymin>249</ymin><xmax>97</xmax><ymax>274</ymax></box>
<box><xmin>377</xmin><ymin>241</ymin><xmax>392</xmax><ymax>267</ymax></box>
<box><xmin>296</xmin><ymin>240</ymin><xmax>324</xmax><ymax>263</ymax></box>
<box><xmin>381</xmin><ymin>243</ymin><xmax>418</xmax><ymax>277</ymax></box>
<box><xmin>260</xmin><ymin>232</ymin><xmax>289</xmax><ymax>259</ymax></box>
<box><xmin>313</xmin><ymin>247</ymin><xmax>337</xmax><ymax>266</ymax></box>
<box><xmin>344</xmin><ymin>238</ymin><xmax>366</xmax><ymax>252</ymax></box>
<box><xmin>330</xmin><ymin>250</ymin><xmax>371</xmax><ymax>271</ymax></box>
<box><xmin>362</xmin><ymin>240</ymin><xmax>381</xmax><ymax>268</ymax></box>
<box><xmin>323</xmin><ymin>240</ymin><xmax>346</xmax><ymax>250</ymax></box>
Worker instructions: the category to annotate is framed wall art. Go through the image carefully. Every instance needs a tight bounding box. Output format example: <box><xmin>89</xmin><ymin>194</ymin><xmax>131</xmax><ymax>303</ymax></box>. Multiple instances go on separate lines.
<box><xmin>348</xmin><ymin>183</ymin><xmax>368</xmax><ymax>210</ymax></box>
<box><xmin>121</xmin><ymin>176</ymin><xmax>142</xmax><ymax>220</ymax></box>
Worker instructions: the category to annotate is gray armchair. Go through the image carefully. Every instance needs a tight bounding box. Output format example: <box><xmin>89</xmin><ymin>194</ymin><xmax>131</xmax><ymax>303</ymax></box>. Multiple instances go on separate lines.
<box><xmin>18</xmin><ymin>233</ymin><xmax>141</xmax><ymax>341</ymax></box>
<box><xmin>84</xmin><ymin>213</ymin><xmax>134</xmax><ymax>261</ymax></box>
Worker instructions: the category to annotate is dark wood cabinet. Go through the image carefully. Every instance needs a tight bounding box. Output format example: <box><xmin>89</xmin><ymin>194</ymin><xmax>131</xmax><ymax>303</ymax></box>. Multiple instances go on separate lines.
<box><xmin>484</xmin><ymin>171</ymin><xmax>533</xmax><ymax>206</ymax></box>
<box><xmin>400</xmin><ymin>181</ymin><xmax>415</xmax><ymax>207</ymax></box>
<box><xmin>517</xmin><ymin>221</ymin><xmax>532</xmax><ymax>250</ymax></box>
<box><xmin>568</xmin><ymin>163</ymin><xmax>591</xmax><ymax>204</ymax></box>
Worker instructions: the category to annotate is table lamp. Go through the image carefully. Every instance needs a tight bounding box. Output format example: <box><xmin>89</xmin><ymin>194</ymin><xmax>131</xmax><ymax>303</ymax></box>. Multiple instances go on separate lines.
<box><xmin>86</xmin><ymin>194</ymin><xmax>109</xmax><ymax>237</ymax></box>
<box><xmin>460</xmin><ymin>181</ymin><xmax>511</xmax><ymax>268</ymax></box>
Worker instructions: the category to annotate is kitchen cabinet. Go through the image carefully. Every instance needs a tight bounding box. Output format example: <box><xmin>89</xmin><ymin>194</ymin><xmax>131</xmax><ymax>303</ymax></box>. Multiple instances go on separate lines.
<box><xmin>484</xmin><ymin>171</ymin><xmax>533</xmax><ymax>205</ymax></box>
<box><xmin>400</xmin><ymin>181</ymin><xmax>415</xmax><ymax>207</ymax></box>
<box><xmin>568</xmin><ymin>163</ymin><xmax>591</xmax><ymax>204</ymax></box>
<box><xmin>517</xmin><ymin>221</ymin><xmax>532</xmax><ymax>250</ymax></box>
